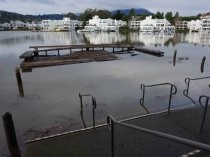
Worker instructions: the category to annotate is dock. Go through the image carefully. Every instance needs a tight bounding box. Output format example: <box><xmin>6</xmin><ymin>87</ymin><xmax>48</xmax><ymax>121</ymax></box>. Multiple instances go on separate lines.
<box><xmin>19</xmin><ymin>44</ymin><xmax>165</xmax><ymax>72</ymax></box>
<box><xmin>25</xmin><ymin>106</ymin><xmax>210</xmax><ymax>157</ymax></box>
<box><xmin>134</xmin><ymin>47</ymin><xmax>164</xmax><ymax>57</ymax></box>
<box><xmin>19</xmin><ymin>44</ymin><xmax>133</xmax><ymax>72</ymax></box>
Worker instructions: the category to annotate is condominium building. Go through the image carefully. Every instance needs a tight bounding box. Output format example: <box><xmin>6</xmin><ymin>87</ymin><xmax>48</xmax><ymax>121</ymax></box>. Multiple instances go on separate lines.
<box><xmin>42</xmin><ymin>17</ymin><xmax>79</xmax><ymax>31</ymax></box>
<box><xmin>129</xmin><ymin>16</ymin><xmax>175</xmax><ymax>33</ymax></box>
<box><xmin>80</xmin><ymin>15</ymin><xmax>126</xmax><ymax>32</ymax></box>
<box><xmin>200</xmin><ymin>15</ymin><xmax>210</xmax><ymax>32</ymax></box>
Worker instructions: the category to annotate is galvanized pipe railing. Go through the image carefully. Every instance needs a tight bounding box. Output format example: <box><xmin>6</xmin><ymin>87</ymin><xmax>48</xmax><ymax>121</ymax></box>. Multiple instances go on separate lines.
<box><xmin>199</xmin><ymin>95</ymin><xmax>210</xmax><ymax>133</ymax></box>
<box><xmin>183</xmin><ymin>76</ymin><xmax>210</xmax><ymax>105</ymax></box>
<box><xmin>107</xmin><ymin>115</ymin><xmax>210</xmax><ymax>157</ymax></box>
<box><xmin>79</xmin><ymin>93</ymin><xmax>97</xmax><ymax>130</ymax></box>
<box><xmin>140</xmin><ymin>83</ymin><xmax>177</xmax><ymax>113</ymax></box>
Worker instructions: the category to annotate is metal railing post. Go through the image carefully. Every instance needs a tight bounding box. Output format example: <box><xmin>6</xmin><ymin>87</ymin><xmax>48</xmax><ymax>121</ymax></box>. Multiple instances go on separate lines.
<box><xmin>199</xmin><ymin>95</ymin><xmax>210</xmax><ymax>133</ymax></box>
<box><xmin>139</xmin><ymin>83</ymin><xmax>177</xmax><ymax>114</ymax></box>
<box><xmin>79</xmin><ymin>93</ymin><xmax>97</xmax><ymax>129</ymax></box>
<box><xmin>183</xmin><ymin>77</ymin><xmax>210</xmax><ymax>105</ymax></box>
<box><xmin>107</xmin><ymin>116</ymin><xmax>115</xmax><ymax>157</ymax></box>
<box><xmin>92</xmin><ymin>97</ymin><xmax>97</xmax><ymax>130</ymax></box>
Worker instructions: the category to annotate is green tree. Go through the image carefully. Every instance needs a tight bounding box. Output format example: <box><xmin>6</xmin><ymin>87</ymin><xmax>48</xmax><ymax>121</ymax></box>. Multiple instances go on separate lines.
<box><xmin>165</xmin><ymin>12</ymin><xmax>173</xmax><ymax>23</ymax></box>
<box><xmin>129</xmin><ymin>8</ymin><xmax>136</xmax><ymax>17</ymax></box>
<box><xmin>155</xmin><ymin>11</ymin><xmax>164</xmax><ymax>19</ymax></box>
<box><xmin>112</xmin><ymin>10</ymin><xmax>125</xmax><ymax>20</ymax></box>
<box><xmin>96</xmin><ymin>10</ymin><xmax>111</xmax><ymax>19</ymax></box>
<box><xmin>66</xmin><ymin>12</ymin><xmax>78</xmax><ymax>20</ymax></box>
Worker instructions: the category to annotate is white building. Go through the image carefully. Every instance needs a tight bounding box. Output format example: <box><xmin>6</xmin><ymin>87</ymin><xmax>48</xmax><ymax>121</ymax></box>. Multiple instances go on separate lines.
<box><xmin>42</xmin><ymin>18</ymin><xmax>79</xmax><ymax>31</ymax></box>
<box><xmin>10</xmin><ymin>20</ymin><xmax>27</xmax><ymax>29</ymax></box>
<box><xmin>200</xmin><ymin>15</ymin><xmax>210</xmax><ymax>32</ymax></box>
<box><xmin>140</xmin><ymin>16</ymin><xmax>175</xmax><ymax>33</ymax></box>
<box><xmin>81</xmin><ymin>15</ymin><xmax>126</xmax><ymax>32</ymax></box>
<box><xmin>187</xmin><ymin>20</ymin><xmax>202</xmax><ymax>32</ymax></box>
<box><xmin>129</xmin><ymin>16</ymin><xmax>175</xmax><ymax>33</ymax></box>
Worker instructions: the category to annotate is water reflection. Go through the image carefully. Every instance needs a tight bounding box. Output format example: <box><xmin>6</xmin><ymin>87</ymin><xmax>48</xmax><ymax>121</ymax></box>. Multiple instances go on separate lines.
<box><xmin>82</xmin><ymin>32</ymin><xmax>127</xmax><ymax>44</ymax></box>
<box><xmin>0</xmin><ymin>31</ymin><xmax>210</xmax><ymax>156</ymax></box>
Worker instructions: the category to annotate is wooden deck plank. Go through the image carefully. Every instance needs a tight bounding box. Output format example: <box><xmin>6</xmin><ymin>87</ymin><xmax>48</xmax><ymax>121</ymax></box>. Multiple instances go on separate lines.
<box><xmin>19</xmin><ymin>51</ymin><xmax>34</xmax><ymax>59</ymax></box>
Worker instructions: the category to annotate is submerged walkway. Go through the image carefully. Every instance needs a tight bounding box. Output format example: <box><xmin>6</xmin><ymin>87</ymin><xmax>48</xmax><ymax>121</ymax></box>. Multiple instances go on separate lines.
<box><xmin>25</xmin><ymin>106</ymin><xmax>210</xmax><ymax>157</ymax></box>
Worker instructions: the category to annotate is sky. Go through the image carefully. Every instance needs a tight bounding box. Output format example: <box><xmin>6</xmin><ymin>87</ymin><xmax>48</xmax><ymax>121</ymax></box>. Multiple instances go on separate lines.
<box><xmin>0</xmin><ymin>0</ymin><xmax>209</xmax><ymax>16</ymax></box>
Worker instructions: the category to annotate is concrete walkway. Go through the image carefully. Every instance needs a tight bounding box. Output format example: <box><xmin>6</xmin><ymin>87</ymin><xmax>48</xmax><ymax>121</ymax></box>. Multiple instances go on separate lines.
<box><xmin>25</xmin><ymin>106</ymin><xmax>210</xmax><ymax>157</ymax></box>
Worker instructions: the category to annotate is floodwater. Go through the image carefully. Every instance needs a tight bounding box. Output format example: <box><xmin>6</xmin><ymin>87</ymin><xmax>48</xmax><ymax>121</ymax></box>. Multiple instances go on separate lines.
<box><xmin>0</xmin><ymin>31</ymin><xmax>210</xmax><ymax>155</ymax></box>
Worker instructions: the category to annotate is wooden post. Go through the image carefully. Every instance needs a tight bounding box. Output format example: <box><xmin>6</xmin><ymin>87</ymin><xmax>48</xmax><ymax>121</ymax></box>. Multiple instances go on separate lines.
<box><xmin>2</xmin><ymin>112</ymin><xmax>21</xmax><ymax>157</ymax></box>
<box><xmin>173</xmin><ymin>49</ymin><xmax>177</xmax><ymax>66</ymax></box>
<box><xmin>57</xmin><ymin>49</ymin><xmax>60</xmax><ymax>56</ymax></box>
<box><xmin>201</xmin><ymin>56</ymin><xmax>206</xmax><ymax>73</ymax></box>
<box><xmin>34</xmin><ymin>48</ymin><xmax>38</xmax><ymax>57</ymax></box>
<box><xmin>14</xmin><ymin>67</ymin><xmax>24</xmax><ymax>97</ymax></box>
<box><xmin>103</xmin><ymin>47</ymin><xmax>104</xmax><ymax>51</ymax></box>
<box><xmin>112</xmin><ymin>47</ymin><xmax>114</xmax><ymax>53</ymax></box>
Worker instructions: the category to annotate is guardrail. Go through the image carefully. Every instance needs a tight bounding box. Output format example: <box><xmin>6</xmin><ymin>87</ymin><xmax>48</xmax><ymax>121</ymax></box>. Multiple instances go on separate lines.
<box><xmin>107</xmin><ymin>115</ymin><xmax>210</xmax><ymax>157</ymax></box>
<box><xmin>199</xmin><ymin>95</ymin><xmax>210</xmax><ymax>133</ymax></box>
<box><xmin>79</xmin><ymin>93</ymin><xmax>97</xmax><ymax>129</ymax></box>
<box><xmin>183</xmin><ymin>76</ymin><xmax>210</xmax><ymax>105</ymax></box>
<box><xmin>140</xmin><ymin>83</ymin><xmax>177</xmax><ymax>113</ymax></box>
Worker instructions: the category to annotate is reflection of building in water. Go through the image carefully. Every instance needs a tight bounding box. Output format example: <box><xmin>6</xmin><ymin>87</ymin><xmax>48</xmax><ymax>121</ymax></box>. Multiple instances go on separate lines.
<box><xmin>130</xmin><ymin>32</ymin><xmax>175</xmax><ymax>46</ymax></box>
<box><xmin>176</xmin><ymin>32</ymin><xmax>210</xmax><ymax>46</ymax></box>
<box><xmin>83</xmin><ymin>32</ymin><xmax>126</xmax><ymax>44</ymax></box>
<box><xmin>42</xmin><ymin>31</ymin><xmax>85</xmax><ymax>44</ymax></box>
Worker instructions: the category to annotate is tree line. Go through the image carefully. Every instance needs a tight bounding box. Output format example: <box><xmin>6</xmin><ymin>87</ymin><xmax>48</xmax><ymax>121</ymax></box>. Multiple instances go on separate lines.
<box><xmin>0</xmin><ymin>9</ymin><xmax>202</xmax><ymax>25</ymax></box>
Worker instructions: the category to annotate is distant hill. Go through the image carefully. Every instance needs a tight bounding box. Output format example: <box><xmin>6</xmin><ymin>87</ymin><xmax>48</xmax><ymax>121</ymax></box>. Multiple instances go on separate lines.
<box><xmin>0</xmin><ymin>10</ymin><xmax>78</xmax><ymax>23</ymax></box>
<box><xmin>112</xmin><ymin>8</ymin><xmax>153</xmax><ymax>15</ymax></box>
<box><xmin>0</xmin><ymin>8</ymin><xmax>152</xmax><ymax>23</ymax></box>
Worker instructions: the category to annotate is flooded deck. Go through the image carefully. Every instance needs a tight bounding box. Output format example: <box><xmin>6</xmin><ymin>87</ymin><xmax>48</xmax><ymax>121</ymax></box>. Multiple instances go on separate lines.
<box><xmin>25</xmin><ymin>106</ymin><xmax>210</xmax><ymax>157</ymax></box>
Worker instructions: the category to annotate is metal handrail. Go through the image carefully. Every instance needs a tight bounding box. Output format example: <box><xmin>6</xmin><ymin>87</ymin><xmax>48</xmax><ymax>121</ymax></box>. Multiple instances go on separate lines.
<box><xmin>140</xmin><ymin>83</ymin><xmax>177</xmax><ymax>113</ymax></box>
<box><xmin>199</xmin><ymin>95</ymin><xmax>210</xmax><ymax>133</ymax></box>
<box><xmin>183</xmin><ymin>76</ymin><xmax>210</xmax><ymax>105</ymax></box>
<box><xmin>107</xmin><ymin>115</ymin><xmax>210</xmax><ymax>157</ymax></box>
<box><xmin>79</xmin><ymin>93</ymin><xmax>97</xmax><ymax>130</ymax></box>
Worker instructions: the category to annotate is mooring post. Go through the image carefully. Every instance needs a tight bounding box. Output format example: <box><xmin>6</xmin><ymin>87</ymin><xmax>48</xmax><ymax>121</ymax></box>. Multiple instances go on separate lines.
<box><xmin>201</xmin><ymin>56</ymin><xmax>206</xmax><ymax>73</ymax></box>
<box><xmin>173</xmin><ymin>49</ymin><xmax>177</xmax><ymax>66</ymax></box>
<box><xmin>14</xmin><ymin>67</ymin><xmax>24</xmax><ymax>97</ymax></box>
<box><xmin>34</xmin><ymin>48</ymin><xmax>38</xmax><ymax>57</ymax></box>
<box><xmin>2</xmin><ymin>112</ymin><xmax>21</xmax><ymax>157</ymax></box>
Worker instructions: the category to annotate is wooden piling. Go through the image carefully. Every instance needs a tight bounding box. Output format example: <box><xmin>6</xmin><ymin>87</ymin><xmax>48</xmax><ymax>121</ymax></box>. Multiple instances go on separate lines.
<box><xmin>34</xmin><ymin>48</ymin><xmax>38</xmax><ymax>57</ymax></box>
<box><xmin>14</xmin><ymin>67</ymin><xmax>24</xmax><ymax>97</ymax></box>
<box><xmin>2</xmin><ymin>112</ymin><xmax>21</xmax><ymax>157</ymax></box>
<box><xmin>201</xmin><ymin>56</ymin><xmax>206</xmax><ymax>73</ymax></box>
<box><xmin>173</xmin><ymin>49</ymin><xmax>177</xmax><ymax>66</ymax></box>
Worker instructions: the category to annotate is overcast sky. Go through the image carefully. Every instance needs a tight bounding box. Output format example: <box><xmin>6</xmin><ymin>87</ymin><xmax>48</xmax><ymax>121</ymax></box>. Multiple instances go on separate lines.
<box><xmin>0</xmin><ymin>0</ymin><xmax>209</xmax><ymax>16</ymax></box>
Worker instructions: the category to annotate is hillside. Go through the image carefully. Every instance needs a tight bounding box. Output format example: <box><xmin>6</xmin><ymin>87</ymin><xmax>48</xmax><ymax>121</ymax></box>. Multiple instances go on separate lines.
<box><xmin>0</xmin><ymin>8</ymin><xmax>152</xmax><ymax>23</ymax></box>
<box><xmin>112</xmin><ymin>8</ymin><xmax>153</xmax><ymax>15</ymax></box>
<box><xmin>0</xmin><ymin>10</ymin><xmax>77</xmax><ymax>23</ymax></box>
